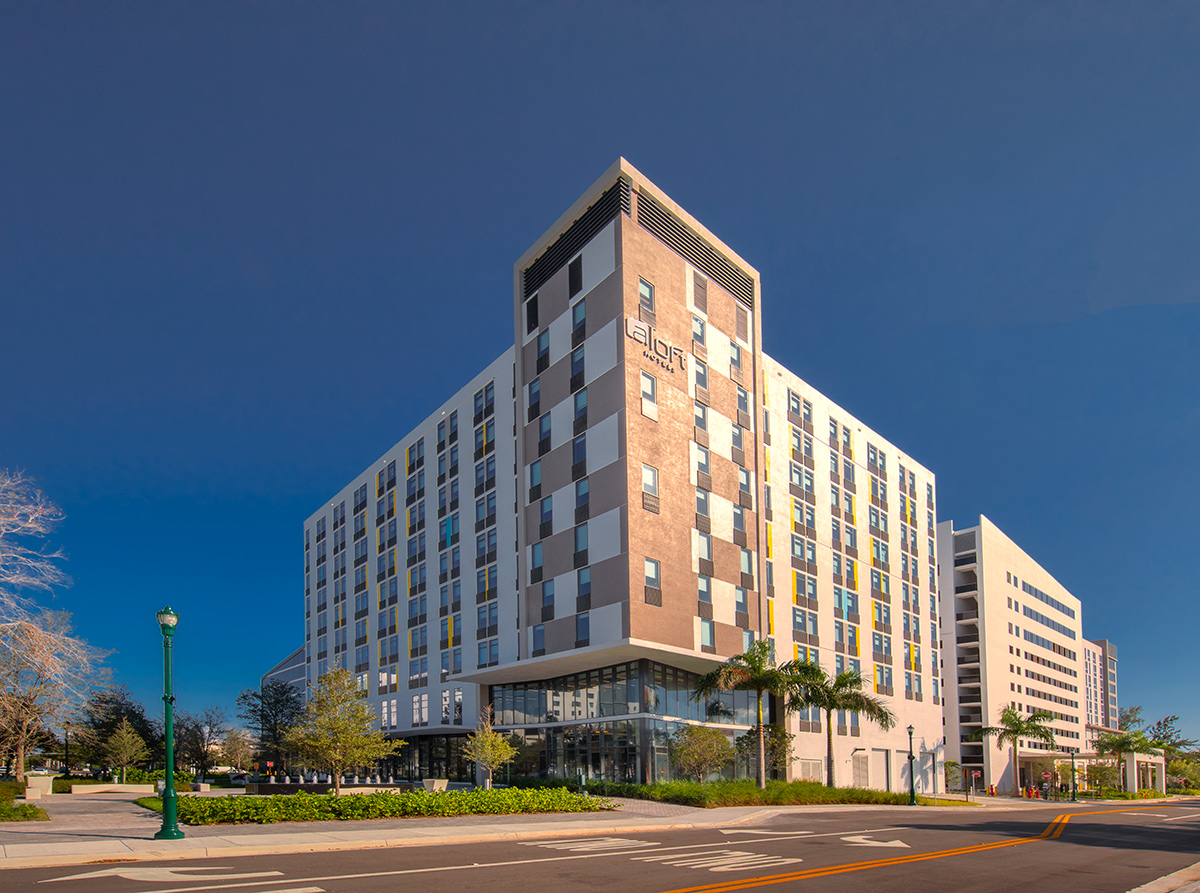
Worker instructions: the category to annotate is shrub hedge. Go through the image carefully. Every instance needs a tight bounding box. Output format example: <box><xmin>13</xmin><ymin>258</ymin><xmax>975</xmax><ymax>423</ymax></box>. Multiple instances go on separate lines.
<box><xmin>583</xmin><ymin>779</ymin><xmax>920</xmax><ymax>808</ymax></box>
<box><xmin>0</xmin><ymin>780</ymin><xmax>24</xmax><ymax>804</ymax></box>
<box><xmin>175</xmin><ymin>788</ymin><xmax>615</xmax><ymax>825</ymax></box>
<box><xmin>0</xmin><ymin>802</ymin><xmax>49</xmax><ymax>821</ymax></box>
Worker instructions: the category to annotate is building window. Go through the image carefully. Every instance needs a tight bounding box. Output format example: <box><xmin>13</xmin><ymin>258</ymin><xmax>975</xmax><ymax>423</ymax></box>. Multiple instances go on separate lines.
<box><xmin>569</xmin><ymin>255</ymin><xmax>583</xmax><ymax>297</ymax></box>
<box><xmin>526</xmin><ymin>295</ymin><xmax>538</xmax><ymax>335</ymax></box>
<box><xmin>574</xmin><ymin>388</ymin><xmax>587</xmax><ymax>420</ymax></box>
<box><xmin>730</xmin><ymin>341</ymin><xmax>742</xmax><ymax>370</ymax></box>
<box><xmin>571</xmin><ymin>345</ymin><xmax>585</xmax><ymax>377</ymax></box>
<box><xmin>641</xmin><ymin>371</ymin><xmax>658</xmax><ymax>420</ymax></box>
<box><xmin>578</xmin><ymin>567</ymin><xmax>591</xmax><ymax>598</ymax></box>
<box><xmin>572</xmin><ymin>299</ymin><xmax>586</xmax><ymax>331</ymax></box>
<box><xmin>737</xmin><ymin>385</ymin><xmax>749</xmax><ymax>415</ymax></box>
<box><xmin>642</xmin><ymin>464</ymin><xmax>659</xmax><ymax>496</ymax></box>
<box><xmin>692</xmin><ymin>315</ymin><xmax>705</xmax><ymax>345</ymax></box>
<box><xmin>540</xmin><ymin>496</ymin><xmax>553</xmax><ymax>525</ymax></box>
<box><xmin>641</xmin><ymin>371</ymin><xmax>657</xmax><ymax>404</ymax></box>
<box><xmin>699</xmin><ymin>531</ymin><xmax>713</xmax><ymax>561</ymax></box>
<box><xmin>731</xmin><ymin>423</ymin><xmax>744</xmax><ymax>453</ymax></box>
<box><xmin>533</xmin><ymin>624</ymin><xmax>545</xmax><ymax>653</ymax></box>
<box><xmin>645</xmin><ymin>558</ymin><xmax>660</xmax><ymax>589</ymax></box>
<box><xmin>694</xmin><ymin>401</ymin><xmax>708</xmax><ymax>431</ymax></box>
<box><xmin>638</xmin><ymin>278</ymin><xmax>655</xmax><ymax>312</ymax></box>
<box><xmin>698</xmin><ymin>574</ymin><xmax>711</xmax><ymax>602</ymax></box>
<box><xmin>701</xmin><ymin>619</ymin><xmax>715</xmax><ymax>649</ymax></box>
<box><xmin>576</xmin><ymin>477</ymin><xmax>590</xmax><ymax>509</ymax></box>
<box><xmin>528</xmin><ymin>378</ymin><xmax>540</xmax><ymax>412</ymax></box>
<box><xmin>536</xmin><ymin>330</ymin><xmax>550</xmax><ymax>366</ymax></box>
<box><xmin>696</xmin><ymin>488</ymin><xmax>709</xmax><ymax>516</ymax></box>
<box><xmin>696</xmin><ymin>445</ymin><xmax>711</xmax><ymax>476</ymax></box>
<box><xmin>572</xmin><ymin>433</ymin><xmax>586</xmax><ymax>465</ymax></box>
<box><xmin>542</xmin><ymin>578</ymin><xmax>555</xmax><ymax>608</ymax></box>
<box><xmin>574</xmin><ymin>523</ymin><xmax>588</xmax><ymax>553</ymax></box>
<box><xmin>695</xmin><ymin>359</ymin><xmax>708</xmax><ymax>392</ymax></box>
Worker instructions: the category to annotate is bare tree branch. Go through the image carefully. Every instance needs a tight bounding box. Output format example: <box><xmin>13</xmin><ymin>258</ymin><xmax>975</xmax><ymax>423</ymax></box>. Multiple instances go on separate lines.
<box><xmin>0</xmin><ymin>469</ymin><xmax>71</xmax><ymax>624</ymax></box>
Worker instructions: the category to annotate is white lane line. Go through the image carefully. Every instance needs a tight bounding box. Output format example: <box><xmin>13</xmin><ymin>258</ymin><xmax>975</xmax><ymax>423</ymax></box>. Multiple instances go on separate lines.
<box><xmin>44</xmin><ymin>867</ymin><xmax>284</xmax><ymax>883</ymax></box>
<box><xmin>1163</xmin><ymin>812</ymin><xmax>1200</xmax><ymax>821</ymax></box>
<box><xmin>533</xmin><ymin>837</ymin><xmax>660</xmax><ymax>851</ymax></box>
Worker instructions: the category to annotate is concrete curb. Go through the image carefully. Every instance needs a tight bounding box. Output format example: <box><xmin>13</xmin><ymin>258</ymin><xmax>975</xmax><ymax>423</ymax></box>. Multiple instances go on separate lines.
<box><xmin>1126</xmin><ymin>860</ymin><xmax>1200</xmax><ymax>893</ymax></box>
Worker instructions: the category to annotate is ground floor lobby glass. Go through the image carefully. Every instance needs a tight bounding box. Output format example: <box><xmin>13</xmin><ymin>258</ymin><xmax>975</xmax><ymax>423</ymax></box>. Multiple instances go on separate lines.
<box><xmin>490</xmin><ymin>659</ymin><xmax>766</xmax><ymax>783</ymax></box>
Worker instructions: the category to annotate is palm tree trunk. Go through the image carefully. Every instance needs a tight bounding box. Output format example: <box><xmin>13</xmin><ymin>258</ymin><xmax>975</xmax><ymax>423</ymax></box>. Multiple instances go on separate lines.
<box><xmin>825</xmin><ymin>708</ymin><xmax>835</xmax><ymax>788</ymax></box>
<box><xmin>756</xmin><ymin>691</ymin><xmax>766</xmax><ymax>789</ymax></box>
<box><xmin>1010</xmin><ymin>745</ymin><xmax>1020</xmax><ymax>797</ymax></box>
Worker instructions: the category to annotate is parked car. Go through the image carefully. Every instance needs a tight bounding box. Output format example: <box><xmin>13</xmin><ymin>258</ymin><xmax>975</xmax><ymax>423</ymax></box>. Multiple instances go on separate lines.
<box><xmin>27</xmin><ymin>768</ymin><xmax>53</xmax><ymax>776</ymax></box>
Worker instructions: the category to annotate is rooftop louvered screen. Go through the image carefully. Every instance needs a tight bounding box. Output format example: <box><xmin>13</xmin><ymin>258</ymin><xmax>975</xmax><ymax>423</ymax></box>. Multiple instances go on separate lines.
<box><xmin>636</xmin><ymin>189</ymin><xmax>754</xmax><ymax>308</ymax></box>
<box><xmin>522</xmin><ymin>178</ymin><xmax>631</xmax><ymax>300</ymax></box>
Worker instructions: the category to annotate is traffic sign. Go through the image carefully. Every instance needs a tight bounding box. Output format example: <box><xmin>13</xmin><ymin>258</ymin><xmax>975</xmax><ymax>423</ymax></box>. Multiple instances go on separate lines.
<box><xmin>972</xmin><ymin>770</ymin><xmax>981</xmax><ymax>777</ymax></box>
<box><xmin>1041</xmin><ymin>772</ymin><xmax>1052</xmax><ymax>780</ymax></box>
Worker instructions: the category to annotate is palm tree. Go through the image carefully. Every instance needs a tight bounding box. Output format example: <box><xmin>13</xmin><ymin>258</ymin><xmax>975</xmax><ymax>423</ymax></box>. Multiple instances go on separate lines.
<box><xmin>1094</xmin><ymin>730</ymin><xmax>1157</xmax><ymax>793</ymax></box>
<box><xmin>782</xmin><ymin>661</ymin><xmax>895</xmax><ymax>788</ymax></box>
<box><xmin>693</xmin><ymin>640</ymin><xmax>788</xmax><ymax>789</ymax></box>
<box><xmin>969</xmin><ymin>703</ymin><xmax>1055</xmax><ymax>796</ymax></box>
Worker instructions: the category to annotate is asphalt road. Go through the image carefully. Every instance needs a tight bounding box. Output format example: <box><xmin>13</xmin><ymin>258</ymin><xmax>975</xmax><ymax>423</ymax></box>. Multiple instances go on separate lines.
<box><xmin>6</xmin><ymin>799</ymin><xmax>1199</xmax><ymax>893</ymax></box>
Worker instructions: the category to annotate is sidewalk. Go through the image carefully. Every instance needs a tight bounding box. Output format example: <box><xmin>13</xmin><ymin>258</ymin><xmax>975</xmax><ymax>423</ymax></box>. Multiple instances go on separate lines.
<box><xmin>0</xmin><ymin>789</ymin><xmax>1145</xmax><ymax>871</ymax></box>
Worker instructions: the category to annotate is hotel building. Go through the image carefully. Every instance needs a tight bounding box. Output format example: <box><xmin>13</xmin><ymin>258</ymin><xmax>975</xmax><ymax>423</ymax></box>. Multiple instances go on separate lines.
<box><xmin>302</xmin><ymin>159</ymin><xmax>945</xmax><ymax>786</ymax></box>
<box><xmin>1083</xmin><ymin>637</ymin><xmax>1120</xmax><ymax>746</ymax></box>
<box><xmin>936</xmin><ymin>515</ymin><xmax>1086</xmax><ymax>792</ymax></box>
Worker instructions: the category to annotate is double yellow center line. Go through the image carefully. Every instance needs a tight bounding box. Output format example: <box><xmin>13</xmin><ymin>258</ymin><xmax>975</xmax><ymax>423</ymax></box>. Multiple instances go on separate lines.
<box><xmin>657</xmin><ymin>804</ymin><xmax>1178</xmax><ymax>893</ymax></box>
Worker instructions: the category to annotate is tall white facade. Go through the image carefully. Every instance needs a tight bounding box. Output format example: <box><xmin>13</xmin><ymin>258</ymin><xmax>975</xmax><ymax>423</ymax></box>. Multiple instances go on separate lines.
<box><xmin>302</xmin><ymin>350</ymin><xmax>516</xmax><ymax>776</ymax></box>
<box><xmin>936</xmin><ymin>516</ymin><xmax>1085</xmax><ymax>793</ymax></box>
<box><xmin>761</xmin><ymin>358</ymin><xmax>944</xmax><ymax>791</ymax></box>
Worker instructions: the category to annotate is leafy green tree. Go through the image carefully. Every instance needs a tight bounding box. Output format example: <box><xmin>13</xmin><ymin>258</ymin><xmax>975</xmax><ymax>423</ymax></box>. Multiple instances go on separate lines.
<box><xmin>1167</xmin><ymin>758</ymin><xmax>1200</xmax><ymax>789</ymax></box>
<box><xmin>694</xmin><ymin>641</ymin><xmax>789</xmax><ymax>790</ymax></box>
<box><xmin>236</xmin><ymin>679</ymin><xmax>303</xmax><ymax>768</ymax></box>
<box><xmin>734</xmin><ymin>724</ymin><xmax>794</xmax><ymax>779</ymax></box>
<box><xmin>283</xmin><ymin>669</ymin><xmax>402</xmax><ymax>794</ymax></box>
<box><xmin>1118</xmin><ymin>705</ymin><xmax>1144</xmax><ymax>732</ymax></box>
<box><xmin>462</xmin><ymin>709</ymin><xmax>517</xmax><ymax>789</ymax></box>
<box><xmin>943</xmin><ymin>759</ymin><xmax>962</xmax><ymax>791</ymax></box>
<box><xmin>672</xmin><ymin>725</ymin><xmax>735</xmax><ymax>781</ymax></box>
<box><xmin>783</xmin><ymin>661</ymin><xmax>895</xmax><ymax>788</ymax></box>
<box><xmin>75</xmin><ymin>686</ymin><xmax>160</xmax><ymax>767</ymax></box>
<box><xmin>1086</xmin><ymin>760</ymin><xmax>1120</xmax><ymax>791</ymax></box>
<box><xmin>1094</xmin><ymin>730</ymin><xmax>1157</xmax><ymax>792</ymax></box>
<box><xmin>969</xmin><ymin>703</ymin><xmax>1056</xmax><ymax>796</ymax></box>
<box><xmin>176</xmin><ymin>706</ymin><xmax>228</xmax><ymax>782</ymax></box>
<box><xmin>220</xmin><ymin>728</ymin><xmax>254</xmax><ymax>771</ymax></box>
<box><xmin>1144</xmin><ymin>715</ymin><xmax>1198</xmax><ymax>759</ymax></box>
<box><xmin>103</xmin><ymin>717</ymin><xmax>149</xmax><ymax>782</ymax></box>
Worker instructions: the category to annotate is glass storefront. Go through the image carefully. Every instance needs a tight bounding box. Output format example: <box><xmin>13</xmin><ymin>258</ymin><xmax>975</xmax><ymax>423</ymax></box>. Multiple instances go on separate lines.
<box><xmin>491</xmin><ymin>659</ymin><xmax>763</xmax><ymax>782</ymax></box>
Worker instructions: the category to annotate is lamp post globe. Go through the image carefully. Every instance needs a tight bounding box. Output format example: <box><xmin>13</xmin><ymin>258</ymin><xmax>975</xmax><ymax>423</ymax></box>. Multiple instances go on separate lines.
<box><xmin>154</xmin><ymin>606</ymin><xmax>184</xmax><ymax>840</ymax></box>
<box><xmin>906</xmin><ymin>725</ymin><xmax>917</xmax><ymax>807</ymax></box>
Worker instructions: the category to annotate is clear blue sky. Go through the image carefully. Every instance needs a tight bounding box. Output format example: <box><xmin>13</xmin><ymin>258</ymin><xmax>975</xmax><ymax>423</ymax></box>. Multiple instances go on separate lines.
<box><xmin>3</xmin><ymin>3</ymin><xmax>1197</xmax><ymax>741</ymax></box>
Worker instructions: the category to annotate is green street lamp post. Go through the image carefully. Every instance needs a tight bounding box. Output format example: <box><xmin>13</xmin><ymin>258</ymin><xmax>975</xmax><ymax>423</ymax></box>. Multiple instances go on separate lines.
<box><xmin>1070</xmin><ymin>750</ymin><xmax>1077</xmax><ymax>802</ymax></box>
<box><xmin>154</xmin><ymin>606</ymin><xmax>184</xmax><ymax>840</ymax></box>
<box><xmin>907</xmin><ymin>725</ymin><xmax>917</xmax><ymax>807</ymax></box>
<box><xmin>64</xmin><ymin>721</ymin><xmax>71</xmax><ymax>775</ymax></box>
